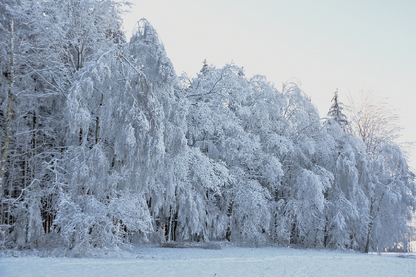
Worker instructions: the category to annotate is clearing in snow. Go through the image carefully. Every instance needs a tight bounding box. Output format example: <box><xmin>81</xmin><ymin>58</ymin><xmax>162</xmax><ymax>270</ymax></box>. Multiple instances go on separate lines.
<box><xmin>0</xmin><ymin>245</ymin><xmax>415</xmax><ymax>277</ymax></box>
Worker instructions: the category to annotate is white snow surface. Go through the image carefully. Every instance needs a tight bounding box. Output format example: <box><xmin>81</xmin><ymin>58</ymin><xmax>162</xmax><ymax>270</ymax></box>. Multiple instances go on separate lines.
<box><xmin>0</xmin><ymin>244</ymin><xmax>415</xmax><ymax>277</ymax></box>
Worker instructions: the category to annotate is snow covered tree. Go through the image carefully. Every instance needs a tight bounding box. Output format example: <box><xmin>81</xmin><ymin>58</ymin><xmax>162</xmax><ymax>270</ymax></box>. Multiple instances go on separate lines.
<box><xmin>284</xmin><ymin>169</ymin><xmax>329</xmax><ymax>247</ymax></box>
<box><xmin>348</xmin><ymin>90</ymin><xmax>400</xmax><ymax>157</ymax></box>
<box><xmin>0</xmin><ymin>0</ymin><xmax>129</xmax><ymax>249</ymax></box>
<box><xmin>180</xmin><ymin>64</ymin><xmax>280</xmax><ymax>245</ymax></box>
<box><xmin>268</xmin><ymin>81</ymin><xmax>328</xmax><ymax>246</ymax></box>
<box><xmin>0</xmin><ymin>0</ymin><xmax>69</xmax><ymax>248</ymax></box>
<box><xmin>53</xmin><ymin>19</ymin><xmax>171</xmax><ymax>252</ymax></box>
<box><xmin>322</xmin><ymin>122</ymin><xmax>369</xmax><ymax>250</ymax></box>
<box><xmin>346</xmin><ymin>90</ymin><xmax>415</xmax><ymax>252</ymax></box>
<box><xmin>327</xmin><ymin>89</ymin><xmax>348</xmax><ymax>130</ymax></box>
<box><xmin>363</xmin><ymin>142</ymin><xmax>416</xmax><ymax>252</ymax></box>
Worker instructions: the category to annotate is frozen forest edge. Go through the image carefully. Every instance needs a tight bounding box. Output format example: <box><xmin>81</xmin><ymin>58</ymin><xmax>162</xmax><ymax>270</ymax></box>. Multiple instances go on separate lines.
<box><xmin>0</xmin><ymin>0</ymin><xmax>415</xmax><ymax>256</ymax></box>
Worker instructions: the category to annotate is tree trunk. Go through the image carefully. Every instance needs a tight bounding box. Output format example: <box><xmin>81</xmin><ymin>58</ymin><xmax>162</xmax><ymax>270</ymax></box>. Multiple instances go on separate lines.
<box><xmin>365</xmin><ymin>203</ymin><xmax>374</xmax><ymax>253</ymax></box>
<box><xmin>95</xmin><ymin>93</ymin><xmax>103</xmax><ymax>144</ymax></box>
<box><xmin>0</xmin><ymin>20</ymin><xmax>15</xmax><ymax>206</ymax></box>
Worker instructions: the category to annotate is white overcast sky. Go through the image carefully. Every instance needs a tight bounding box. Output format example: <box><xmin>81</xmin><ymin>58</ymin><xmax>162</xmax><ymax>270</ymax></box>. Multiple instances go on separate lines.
<box><xmin>122</xmin><ymin>0</ymin><xmax>416</xmax><ymax>169</ymax></box>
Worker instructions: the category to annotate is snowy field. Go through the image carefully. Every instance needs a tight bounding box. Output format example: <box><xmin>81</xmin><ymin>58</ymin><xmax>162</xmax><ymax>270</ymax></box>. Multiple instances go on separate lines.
<box><xmin>0</xmin><ymin>245</ymin><xmax>415</xmax><ymax>277</ymax></box>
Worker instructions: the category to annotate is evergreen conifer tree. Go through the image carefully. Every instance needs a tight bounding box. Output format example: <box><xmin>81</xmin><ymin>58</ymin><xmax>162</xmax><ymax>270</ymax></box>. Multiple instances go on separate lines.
<box><xmin>327</xmin><ymin>89</ymin><xmax>348</xmax><ymax>130</ymax></box>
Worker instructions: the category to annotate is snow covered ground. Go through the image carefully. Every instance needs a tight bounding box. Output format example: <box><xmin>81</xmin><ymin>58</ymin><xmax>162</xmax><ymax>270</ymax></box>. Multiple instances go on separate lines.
<box><xmin>0</xmin><ymin>245</ymin><xmax>415</xmax><ymax>277</ymax></box>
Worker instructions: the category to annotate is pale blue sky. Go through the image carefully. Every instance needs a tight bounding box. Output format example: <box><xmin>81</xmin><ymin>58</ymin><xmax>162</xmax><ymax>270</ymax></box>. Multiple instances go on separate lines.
<box><xmin>123</xmin><ymin>0</ymin><xmax>416</xmax><ymax>168</ymax></box>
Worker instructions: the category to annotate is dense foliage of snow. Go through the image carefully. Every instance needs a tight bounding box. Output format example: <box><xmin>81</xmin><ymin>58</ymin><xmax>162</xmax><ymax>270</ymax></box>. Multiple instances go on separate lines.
<box><xmin>0</xmin><ymin>0</ymin><xmax>415</xmax><ymax>256</ymax></box>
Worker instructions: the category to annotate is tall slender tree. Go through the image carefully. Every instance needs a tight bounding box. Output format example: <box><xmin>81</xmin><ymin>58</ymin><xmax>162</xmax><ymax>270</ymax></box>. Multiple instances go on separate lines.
<box><xmin>327</xmin><ymin>89</ymin><xmax>348</xmax><ymax>130</ymax></box>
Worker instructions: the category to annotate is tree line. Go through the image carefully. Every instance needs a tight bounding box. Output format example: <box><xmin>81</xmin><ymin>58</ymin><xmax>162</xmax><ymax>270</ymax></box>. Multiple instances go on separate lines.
<box><xmin>0</xmin><ymin>0</ymin><xmax>415</xmax><ymax>256</ymax></box>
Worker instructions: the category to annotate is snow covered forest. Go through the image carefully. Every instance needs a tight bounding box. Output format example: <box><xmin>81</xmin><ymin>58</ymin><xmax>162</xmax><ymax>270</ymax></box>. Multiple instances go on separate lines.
<box><xmin>1</xmin><ymin>0</ymin><xmax>415</xmax><ymax>256</ymax></box>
